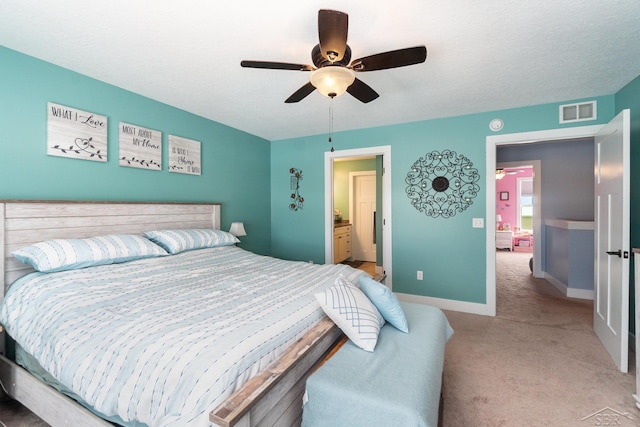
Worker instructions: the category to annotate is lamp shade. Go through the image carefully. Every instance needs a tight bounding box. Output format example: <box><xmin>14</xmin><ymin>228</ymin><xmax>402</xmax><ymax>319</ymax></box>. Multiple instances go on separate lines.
<box><xmin>229</xmin><ymin>222</ymin><xmax>247</xmax><ymax>237</ymax></box>
<box><xmin>309</xmin><ymin>66</ymin><xmax>355</xmax><ymax>98</ymax></box>
<box><xmin>496</xmin><ymin>214</ymin><xmax>502</xmax><ymax>222</ymax></box>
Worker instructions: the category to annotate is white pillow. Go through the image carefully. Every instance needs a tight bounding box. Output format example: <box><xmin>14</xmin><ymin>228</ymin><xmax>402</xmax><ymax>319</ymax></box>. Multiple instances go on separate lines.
<box><xmin>12</xmin><ymin>235</ymin><xmax>168</xmax><ymax>273</ymax></box>
<box><xmin>315</xmin><ymin>277</ymin><xmax>385</xmax><ymax>352</ymax></box>
<box><xmin>144</xmin><ymin>229</ymin><xmax>239</xmax><ymax>254</ymax></box>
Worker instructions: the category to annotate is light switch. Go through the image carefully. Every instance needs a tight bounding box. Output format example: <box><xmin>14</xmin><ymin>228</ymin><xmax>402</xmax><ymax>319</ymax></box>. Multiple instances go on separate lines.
<box><xmin>472</xmin><ymin>218</ymin><xmax>484</xmax><ymax>228</ymax></box>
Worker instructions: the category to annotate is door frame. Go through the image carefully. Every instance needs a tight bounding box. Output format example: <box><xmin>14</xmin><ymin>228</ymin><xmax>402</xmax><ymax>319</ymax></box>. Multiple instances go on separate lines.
<box><xmin>349</xmin><ymin>170</ymin><xmax>377</xmax><ymax>263</ymax></box>
<box><xmin>325</xmin><ymin>146</ymin><xmax>392</xmax><ymax>288</ymax></box>
<box><xmin>485</xmin><ymin>125</ymin><xmax>603</xmax><ymax>316</ymax></box>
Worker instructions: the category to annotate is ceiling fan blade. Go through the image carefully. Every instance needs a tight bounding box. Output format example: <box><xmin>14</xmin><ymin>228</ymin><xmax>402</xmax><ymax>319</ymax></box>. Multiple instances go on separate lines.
<box><xmin>241</xmin><ymin>60</ymin><xmax>314</xmax><ymax>71</ymax></box>
<box><xmin>350</xmin><ymin>46</ymin><xmax>427</xmax><ymax>71</ymax></box>
<box><xmin>318</xmin><ymin>9</ymin><xmax>348</xmax><ymax>63</ymax></box>
<box><xmin>346</xmin><ymin>78</ymin><xmax>379</xmax><ymax>103</ymax></box>
<box><xmin>285</xmin><ymin>82</ymin><xmax>316</xmax><ymax>103</ymax></box>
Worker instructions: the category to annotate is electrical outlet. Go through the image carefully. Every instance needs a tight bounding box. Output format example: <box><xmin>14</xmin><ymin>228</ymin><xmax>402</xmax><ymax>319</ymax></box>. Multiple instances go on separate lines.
<box><xmin>472</xmin><ymin>218</ymin><xmax>484</xmax><ymax>228</ymax></box>
<box><xmin>417</xmin><ymin>270</ymin><xmax>423</xmax><ymax>280</ymax></box>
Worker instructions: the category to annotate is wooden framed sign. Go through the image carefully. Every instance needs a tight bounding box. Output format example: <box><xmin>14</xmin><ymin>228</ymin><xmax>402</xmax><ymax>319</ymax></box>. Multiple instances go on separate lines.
<box><xmin>47</xmin><ymin>102</ymin><xmax>108</xmax><ymax>162</ymax></box>
<box><xmin>169</xmin><ymin>135</ymin><xmax>201</xmax><ymax>175</ymax></box>
<box><xmin>119</xmin><ymin>122</ymin><xmax>162</xmax><ymax>170</ymax></box>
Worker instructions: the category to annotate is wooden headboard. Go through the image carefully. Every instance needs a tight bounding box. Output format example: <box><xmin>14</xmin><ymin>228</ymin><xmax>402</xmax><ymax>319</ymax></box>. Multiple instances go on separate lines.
<box><xmin>0</xmin><ymin>201</ymin><xmax>221</xmax><ymax>298</ymax></box>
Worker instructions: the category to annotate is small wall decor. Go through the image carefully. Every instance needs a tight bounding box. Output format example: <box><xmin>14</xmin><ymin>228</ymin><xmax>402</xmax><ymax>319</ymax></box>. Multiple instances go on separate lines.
<box><xmin>119</xmin><ymin>122</ymin><xmax>162</xmax><ymax>170</ymax></box>
<box><xmin>47</xmin><ymin>102</ymin><xmax>107</xmax><ymax>162</ymax></box>
<box><xmin>405</xmin><ymin>149</ymin><xmax>480</xmax><ymax>218</ymax></box>
<box><xmin>499</xmin><ymin>191</ymin><xmax>509</xmax><ymax>201</ymax></box>
<box><xmin>169</xmin><ymin>135</ymin><xmax>201</xmax><ymax>175</ymax></box>
<box><xmin>289</xmin><ymin>167</ymin><xmax>304</xmax><ymax>211</ymax></box>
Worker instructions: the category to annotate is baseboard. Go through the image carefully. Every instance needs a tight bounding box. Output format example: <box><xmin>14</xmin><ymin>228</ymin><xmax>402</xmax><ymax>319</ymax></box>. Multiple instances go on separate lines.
<box><xmin>567</xmin><ymin>287</ymin><xmax>594</xmax><ymax>300</ymax></box>
<box><xmin>396</xmin><ymin>293</ymin><xmax>493</xmax><ymax>316</ymax></box>
<box><xmin>544</xmin><ymin>273</ymin><xmax>594</xmax><ymax>300</ymax></box>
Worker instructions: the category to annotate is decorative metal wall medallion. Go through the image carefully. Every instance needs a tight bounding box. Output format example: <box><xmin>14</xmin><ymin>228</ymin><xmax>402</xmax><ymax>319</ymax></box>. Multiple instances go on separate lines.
<box><xmin>289</xmin><ymin>167</ymin><xmax>304</xmax><ymax>211</ymax></box>
<box><xmin>405</xmin><ymin>150</ymin><xmax>480</xmax><ymax>218</ymax></box>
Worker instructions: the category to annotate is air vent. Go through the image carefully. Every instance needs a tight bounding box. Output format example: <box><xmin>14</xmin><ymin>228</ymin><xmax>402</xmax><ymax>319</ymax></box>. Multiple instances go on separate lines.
<box><xmin>559</xmin><ymin>101</ymin><xmax>597</xmax><ymax>123</ymax></box>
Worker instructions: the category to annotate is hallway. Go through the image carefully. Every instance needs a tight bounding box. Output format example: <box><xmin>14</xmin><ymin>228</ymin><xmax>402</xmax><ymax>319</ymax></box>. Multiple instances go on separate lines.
<box><xmin>496</xmin><ymin>250</ymin><xmax>592</xmax><ymax>328</ymax></box>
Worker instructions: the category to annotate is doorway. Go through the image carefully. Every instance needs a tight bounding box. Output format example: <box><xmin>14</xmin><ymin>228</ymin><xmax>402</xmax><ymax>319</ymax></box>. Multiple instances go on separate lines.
<box><xmin>325</xmin><ymin>145</ymin><xmax>392</xmax><ymax>288</ymax></box>
<box><xmin>486</xmin><ymin>117</ymin><xmax>632</xmax><ymax>373</ymax></box>
<box><xmin>496</xmin><ymin>160</ymin><xmax>542</xmax><ymax>279</ymax></box>
<box><xmin>485</xmin><ymin>125</ymin><xmax>602</xmax><ymax>316</ymax></box>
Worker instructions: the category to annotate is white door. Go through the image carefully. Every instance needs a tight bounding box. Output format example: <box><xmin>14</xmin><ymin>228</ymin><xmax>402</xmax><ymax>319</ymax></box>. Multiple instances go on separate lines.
<box><xmin>351</xmin><ymin>172</ymin><xmax>377</xmax><ymax>262</ymax></box>
<box><xmin>594</xmin><ymin>109</ymin><xmax>630</xmax><ymax>373</ymax></box>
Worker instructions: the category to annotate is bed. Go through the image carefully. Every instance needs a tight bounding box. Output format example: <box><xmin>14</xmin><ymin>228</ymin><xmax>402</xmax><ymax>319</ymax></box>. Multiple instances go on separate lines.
<box><xmin>512</xmin><ymin>232</ymin><xmax>533</xmax><ymax>252</ymax></box>
<box><xmin>0</xmin><ymin>200</ymin><xmax>451</xmax><ymax>427</ymax></box>
<box><xmin>0</xmin><ymin>201</ymin><xmax>362</xmax><ymax>427</ymax></box>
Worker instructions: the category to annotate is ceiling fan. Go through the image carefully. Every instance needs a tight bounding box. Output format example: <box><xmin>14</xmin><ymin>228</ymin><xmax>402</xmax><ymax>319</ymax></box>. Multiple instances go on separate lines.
<box><xmin>240</xmin><ymin>9</ymin><xmax>427</xmax><ymax>103</ymax></box>
<box><xmin>495</xmin><ymin>168</ymin><xmax>526</xmax><ymax>179</ymax></box>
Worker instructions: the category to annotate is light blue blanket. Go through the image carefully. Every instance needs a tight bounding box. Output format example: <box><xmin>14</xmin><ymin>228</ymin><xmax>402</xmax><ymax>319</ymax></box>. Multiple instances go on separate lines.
<box><xmin>0</xmin><ymin>246</ymin><xmax>364</xmax><ymax>427</ymax></box>
<box><xmin>302</xmin><ymin>302</ymin><xmax>453</xmax><ymax>427</ymax></box>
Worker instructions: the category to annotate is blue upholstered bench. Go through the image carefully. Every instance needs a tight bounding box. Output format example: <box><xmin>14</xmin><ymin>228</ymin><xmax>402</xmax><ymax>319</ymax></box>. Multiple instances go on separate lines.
<box><xmin>302</xmin><ymin>302</ymin><xmax>453</xmax><ymax>427</ymax></box>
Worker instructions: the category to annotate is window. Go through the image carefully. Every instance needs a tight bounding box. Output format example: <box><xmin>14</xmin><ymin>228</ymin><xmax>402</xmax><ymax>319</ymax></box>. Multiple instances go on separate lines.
<box><xmin>518</xmin><ymin>178</ymin><xmax>533</xmax><ymax>232</ymax></box>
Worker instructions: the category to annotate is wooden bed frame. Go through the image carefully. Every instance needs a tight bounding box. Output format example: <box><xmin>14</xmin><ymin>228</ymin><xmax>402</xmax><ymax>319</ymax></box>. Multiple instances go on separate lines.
<box><xmin>0</xmin><ymin>200</ymin><xmax>342</xmax><ymax>427</ymax></box>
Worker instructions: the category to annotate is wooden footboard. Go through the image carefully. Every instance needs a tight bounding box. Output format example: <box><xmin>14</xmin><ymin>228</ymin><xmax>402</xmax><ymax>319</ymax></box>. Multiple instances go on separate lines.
<box><xmin>210</xmin><ymin>316</ymin><xmax>343</xmax><ymax>427</ymax></box>
<box><xmin>0</xmin><ymin>355</ymin><xmax>112</xmax><ymax>426</ymax></box>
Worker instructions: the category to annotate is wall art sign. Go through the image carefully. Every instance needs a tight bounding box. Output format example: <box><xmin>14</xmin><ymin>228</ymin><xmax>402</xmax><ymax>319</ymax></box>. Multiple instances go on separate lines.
<box><xmin>119</xmin><ymin>122</ymin><xmax>162</xmax><ymax>170</ymax></box>
<box><xmin>289</xmin><ymin>167</ymin><xmax>304</xmax><ymax>211</ymax></box>
<box><xmin>168</xmin><ymin>135</ymin><xmax>201</xmax><ymax>175</ymax></box>
<box><xmin>47</xmin><ymin>102</ymin><xmax>107</xmax><ymax>162</ymax></box>
<box><xmin>405</xmin><ymin>149</ymin><xmax>480</xmax><ymax>218</ymax></box>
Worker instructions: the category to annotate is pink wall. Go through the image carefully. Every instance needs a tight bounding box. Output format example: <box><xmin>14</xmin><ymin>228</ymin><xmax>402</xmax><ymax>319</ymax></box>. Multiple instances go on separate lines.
<box><xmin>496</xmin><ymin>167</ymin><xmax>533</xmax><ymax>230</ymax></box>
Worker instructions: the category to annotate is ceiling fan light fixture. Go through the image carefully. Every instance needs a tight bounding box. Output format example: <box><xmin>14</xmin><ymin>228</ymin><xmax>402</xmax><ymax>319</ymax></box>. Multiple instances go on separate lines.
<box><xmin>309</xmin><ymin>66</ymin><xmax>355</xmax><ymax>98</ymax></box>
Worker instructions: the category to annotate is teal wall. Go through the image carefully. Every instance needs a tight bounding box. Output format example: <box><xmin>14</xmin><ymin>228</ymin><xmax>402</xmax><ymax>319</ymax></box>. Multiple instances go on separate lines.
<box><xmin>0</xmin><ymin>46</ymin><xmax>271</xmax><ymax>254</ymax></box>
<box><xmin>5</xmin><ymin>43</ymin><xmax>638</xmax><ymax>309</ymax></box>
<box><xmin>271</xmin><ymin>96</ymin><xmax>616</xmax><ymax>304</ymax></box>
<box><xmin>615</xmin><ymin>73</ymin><xmax>640</xmax><ymax>334</ymax></box>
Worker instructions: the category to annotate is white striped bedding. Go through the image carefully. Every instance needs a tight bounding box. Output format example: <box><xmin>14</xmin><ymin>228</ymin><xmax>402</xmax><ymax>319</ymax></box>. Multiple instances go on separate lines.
<box><xmin>0</xmin><ymin>246</ymin><xmax>365</xmax><ymax>427</ymax></box>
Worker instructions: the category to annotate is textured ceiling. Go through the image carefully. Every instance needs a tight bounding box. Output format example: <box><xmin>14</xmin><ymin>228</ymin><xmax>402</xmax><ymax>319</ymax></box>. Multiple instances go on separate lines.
<box><xmin>1</xmin><ymin>1</ymin><xmax>640</xmax><ymax>141</ymax></box>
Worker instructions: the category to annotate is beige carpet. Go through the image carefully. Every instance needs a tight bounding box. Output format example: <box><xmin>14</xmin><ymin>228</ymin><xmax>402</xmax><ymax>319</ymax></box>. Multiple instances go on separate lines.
<box><xmin>441</xmin><ymin>250</ymin><xmax>637</xmax><ymax>426</ymax></box>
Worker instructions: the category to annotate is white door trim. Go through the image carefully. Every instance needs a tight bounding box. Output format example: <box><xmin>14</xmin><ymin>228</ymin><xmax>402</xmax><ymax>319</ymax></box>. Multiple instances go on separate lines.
<box><xmin>485</xmin><ymin>125</ymin><xmax>603</xmax><ymax>316</ymax></box>
<box><xmin>325</xmin><ymin>146</ymin><xmax>392</xmax><ymax>288</ymax></box>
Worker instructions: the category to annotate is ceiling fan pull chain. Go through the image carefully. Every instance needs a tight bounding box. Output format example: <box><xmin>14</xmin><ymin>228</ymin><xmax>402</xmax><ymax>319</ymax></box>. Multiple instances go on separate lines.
<box><xmin>329</xmin><ymin>98</ymin><xmax>335</xmax><ymax>152</ymax></box>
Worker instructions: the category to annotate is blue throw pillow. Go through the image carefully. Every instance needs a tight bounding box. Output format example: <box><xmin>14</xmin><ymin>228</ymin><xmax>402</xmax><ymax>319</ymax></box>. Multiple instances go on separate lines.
<box><xmin>359</xmin><ymin>275</ymin><xmax>409</xmax><ymax>333</ymax></box>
